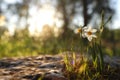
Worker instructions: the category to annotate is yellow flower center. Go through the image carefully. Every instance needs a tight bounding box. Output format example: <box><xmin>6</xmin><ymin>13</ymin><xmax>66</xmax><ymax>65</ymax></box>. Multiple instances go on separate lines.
<box><xmin>87</xmin><ymin>31</ymin><xmax>92</xmax><ymax>35</ymax></box>
<box><xmin>77</xmin><ymin>28</ymin><xmax>82</xmax><ymax>33</ymax></box>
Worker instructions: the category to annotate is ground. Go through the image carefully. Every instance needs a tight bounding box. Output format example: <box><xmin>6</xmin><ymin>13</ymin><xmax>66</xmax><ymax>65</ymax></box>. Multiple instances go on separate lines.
<box><xmin>0</xmin><ymin>54</ymin><xmax>120</xmax><ymax>80</ymax></box>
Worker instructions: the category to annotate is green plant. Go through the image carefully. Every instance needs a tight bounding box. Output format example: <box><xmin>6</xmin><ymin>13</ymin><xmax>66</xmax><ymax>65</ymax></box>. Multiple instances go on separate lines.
<box><xmin>63</xmin><ymin>12</ymin><xmax>113</xmax><ymax>80</ymax></box>
<box><xmin>63</xmin><ymin>52</ymin><xmax>88</xmax><ymax>80</ymax></box>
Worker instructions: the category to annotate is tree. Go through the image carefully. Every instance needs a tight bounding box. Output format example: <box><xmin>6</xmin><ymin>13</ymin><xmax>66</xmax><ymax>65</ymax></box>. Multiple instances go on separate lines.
<box><xmin>57</xmin><ymin>0</ymin><xmax>77</xmax><ymax>38</ymax></box>
<box><xmin>57</xmin><ymin>0</ymin><xmax>114</xmax><ymax>31</ymax></box>
<box><xmin>82</xmin><ymin>0</ymin><xmax>114</xmax><ymax>26</ymax></box>
<box><xmin>82</xmin><ymin>0</ymin><xmax>88</xmax><ymax>26</ymax></box>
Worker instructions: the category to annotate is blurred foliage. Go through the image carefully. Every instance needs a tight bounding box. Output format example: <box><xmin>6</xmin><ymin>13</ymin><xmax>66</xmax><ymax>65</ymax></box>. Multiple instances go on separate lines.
<box><xmin>101</xmin><ymin>28</ymin><xmax>120</xmax><ymax>56</ymax></box>
<box><xmin>0</xmin><ymin>0</ymin><xmax>119</xmax><ymax>59</ymax></box>
<box><xmin>0</xmin><ymin>26</ymin><xmax>120</xmax><ymax>58</ymax></box>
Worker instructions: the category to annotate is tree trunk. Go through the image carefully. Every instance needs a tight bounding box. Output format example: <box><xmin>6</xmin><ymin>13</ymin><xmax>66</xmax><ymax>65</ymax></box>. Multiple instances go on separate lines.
<box><xmin>82</xmin><ymin>0</ymin><xmax>88</xmax><ymax>26</ymax></box>
<box><xmin>60</xmin><ymin>0</ymin><xmax>69</xmax><ymax>39</ymax></box>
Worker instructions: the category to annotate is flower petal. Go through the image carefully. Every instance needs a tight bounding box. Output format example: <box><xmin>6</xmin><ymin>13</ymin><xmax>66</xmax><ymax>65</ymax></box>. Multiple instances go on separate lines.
<box><xmin>84</xmin><ymin>33</ymin><xmax>88</xmax><ymax>37</ymax></box>
<box><xmin>83</xmin><ymin>27</ymin><xmax>88</xmax><ymax>32</ymax></box>
<box><xmin>92</xmin><ymin>35</ymin><xmax>97</xmax><ymax>38</ymax></box>
<box><xmin>82</xmin><ymin>33</ymin><xmax>86</xmax><ymax>38</ymax></box>
<box><xmin>88</xmin><ymin>36</ymin><xmax>92</xmax><ymax>41</ymax></box>
<box><xmin>87</xmin><ymin>26</ymin><xmax>92</xmax><ymax>31</ymax></box>
<box><xmin>83</xmin><ymin>27</ymin><xmax>88</xmax><ymax>30</ymax></box>
<box><xmin>91</xmin><ymin>29</ymin><xmax>97</xmax><ymax>33</ymax></box>
<box><xmin>74</xmin><ymin>29</ymin><xmax>80</xmax><ymax>34</ymax></box>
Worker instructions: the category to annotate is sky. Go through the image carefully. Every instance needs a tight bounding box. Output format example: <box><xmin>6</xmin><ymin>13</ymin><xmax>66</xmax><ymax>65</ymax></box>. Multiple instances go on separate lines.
<box><xmin>1</xmin><ymin>0</ymin><xmax>120</xmax><ymax>35</ymax></box>
<box><xmin>111</xmin><ymin>0</ymin><xmax>120</xmax><ymax>29</ymax></box>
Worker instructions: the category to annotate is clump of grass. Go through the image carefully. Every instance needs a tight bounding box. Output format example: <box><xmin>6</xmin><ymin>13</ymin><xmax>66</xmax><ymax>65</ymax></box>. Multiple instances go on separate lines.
<box><xmin>63</xmin><ymin>12</ymin><xmax>117</xmax><ymax>80</ymax></box>
<box><xmin>63</xmin><ymin>52</ymin><xmax>89</xmax><ymax>80</ymax></box>
<box><xmin>63</xmin><ymin>52</ymin><xmax>120</xmax><ymax>80</ymax></box>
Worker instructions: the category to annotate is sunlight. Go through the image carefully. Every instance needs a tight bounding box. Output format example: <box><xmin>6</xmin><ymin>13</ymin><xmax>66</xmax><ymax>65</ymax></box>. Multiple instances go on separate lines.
<box><xmin>0</xmin><ymin>15</ymin><xmax>6</xmax><ymax>26</ymax></box>
<box><xmin>28</xmin><ymin>5</ymin><xmax>57</xmax><ymax>36</ymax></box>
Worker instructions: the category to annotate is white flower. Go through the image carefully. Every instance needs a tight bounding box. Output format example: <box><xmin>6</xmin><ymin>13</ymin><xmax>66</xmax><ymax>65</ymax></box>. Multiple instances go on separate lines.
<box><xmin>82</xmin><ymin>26</ymin><xmax>97</xmax><ymax>41</ymax></box>
<box><xmin>74</xmin><ymin>27</ymin><xmax>82</xmax><ymax>34</ymax></box>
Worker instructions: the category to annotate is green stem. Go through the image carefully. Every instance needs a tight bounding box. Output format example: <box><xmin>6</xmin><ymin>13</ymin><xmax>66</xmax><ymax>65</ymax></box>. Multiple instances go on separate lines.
<box><xmin>80</xmin><ymin>34</ymin><xmax>83</xmax><ymax>54</ymax></box>
<box><xmin>97</xmin><ymin>43</ymin><xmax>104</xmax><ymax>72</ymax></box>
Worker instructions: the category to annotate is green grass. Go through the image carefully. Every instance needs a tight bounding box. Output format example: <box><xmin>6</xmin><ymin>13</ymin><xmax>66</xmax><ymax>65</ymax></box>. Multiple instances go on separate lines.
<box><xmin>62</xmin><ymin>52</ymin><xmax>120</xmax><ymax>80</ymax></box>
<box><xmin>0</xmin><ymin>28</ymin><xmax>120</xmax><ymax>58</ymax></box>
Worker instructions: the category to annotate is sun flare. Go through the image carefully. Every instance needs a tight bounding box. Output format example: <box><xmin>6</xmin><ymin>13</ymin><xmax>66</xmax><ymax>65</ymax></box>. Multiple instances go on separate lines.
<box><xmin>28</xmin><ymin>5</ymin><xmax>57</xmax><ymax>36</ymax></box>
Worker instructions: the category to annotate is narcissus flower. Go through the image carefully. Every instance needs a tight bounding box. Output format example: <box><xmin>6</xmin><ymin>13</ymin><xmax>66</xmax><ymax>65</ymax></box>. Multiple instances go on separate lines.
<box><xmin>74</xmin><ymin>27</ymin><xmax>82</xmax><ymax>34</ymax></box>
<box><xmin>82</xmin><ymin>26</ymin><xmax>97</xmax><ymax>41</ymax></box>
